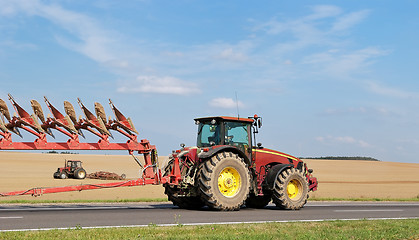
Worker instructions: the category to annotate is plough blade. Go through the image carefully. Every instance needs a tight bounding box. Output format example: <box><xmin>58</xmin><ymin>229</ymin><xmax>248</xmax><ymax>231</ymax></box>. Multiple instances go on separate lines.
<box><xmin>94</xmin><ymin>102</ymin><xmax>113</xmax><ymax>139</ymax></box>
<box><xmin>64</xmin><ymin>101</ymin><xmax>84</xmax><ymax>137</ymax></box>
<box><xmin>31</xmin><ymin>100</ymin><xmax>54</xmax><ymax>137</ymax></box>
<box><xmin>0</xmin><ymin>97</ymin><xmax>27</xmax><ymax>137</ymax></box>
<box><xmin>77</xmin><ymin>98</ymin><xmax>110</xmax><ymax>136</ymax></box>
<box><xmin>95</xmin><ymin>102</ymin><xmax>107</xmax><ymax>124</ymax></box>
<box><xmin>8</xmin><ymin>94</ymin><xmax>44</xmax><ymax>134</ymax></box>
<box><xmin>64</xmin><ymin>101</ymin><xmax>78</xmax><ymax>125</ymax></box>
<box><xmin>0</xmin><ymin>98</ymin><xmax>11</xmax><ymax>121</ymax></box>
<box><xmin>11</xmin><ymin>126</ymin><xmax>22</xmax><ymax>137</ymax></box>
<box><xmin>30</xmin><ymin>100</ymin><xmax>45</xmax><ymax>123</ymax></box>
<box><xmin>44</xmin><ymin>97</ymin><xmax>78</xmax><ymax>135</ymax></box>
<box><xmin>109</xmin><ymin>99</ymin><xmax>138</xmax><ymax>135</ymax></box>
<box><xmin>0</xmin><ymin>118</ymin><xmax>8</xmax><ymax>133</ymax></box>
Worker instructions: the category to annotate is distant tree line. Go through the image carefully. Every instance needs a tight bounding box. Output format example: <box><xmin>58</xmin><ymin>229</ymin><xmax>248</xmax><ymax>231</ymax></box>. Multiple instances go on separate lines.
<box><xmin>301</xmin><ymin>156</ymin><xmax>379</xmax><ymax>161</ymax></box>
<box><xmin>45</xmin><ymin>151</ymin><xmax>79</xmax><ymax>154</ymax></box>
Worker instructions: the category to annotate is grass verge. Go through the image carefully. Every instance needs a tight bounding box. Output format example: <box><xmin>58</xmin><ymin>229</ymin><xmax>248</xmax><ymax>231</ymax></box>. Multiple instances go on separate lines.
<box><xmin>0</xmin><ymin>219</ymin><xmax>418</xmax><ymax>240</ymax></box>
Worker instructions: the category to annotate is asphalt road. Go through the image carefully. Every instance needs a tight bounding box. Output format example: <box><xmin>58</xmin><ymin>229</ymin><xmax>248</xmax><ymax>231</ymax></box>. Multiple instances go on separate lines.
<box><xmin>0</xmin><ymin>202</ymin><xmax>418</xmax><ymax>231</ymax></box>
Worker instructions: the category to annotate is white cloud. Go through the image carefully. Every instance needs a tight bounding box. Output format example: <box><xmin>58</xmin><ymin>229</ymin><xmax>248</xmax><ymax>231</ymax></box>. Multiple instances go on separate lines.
<box><xmin>117</xmin><ymin>76</ymin><xmax>200</xmax><ymax>95</ymax></box>
<box><xmin>209</xmin><ymin>98</ymin><xmax>244</xmax><ymax>109</ymax></box>
<box><xmin>303</xmin><ymin>47</ymin><xmax>388</xmax><ymax>77</ymax></box>
<box><xmin>306</xmin><ymin>5</ymin><xmax>342</xmax><ymax>20</ymax></box>
<box><xmin>366</xmin><ymin>81</ymin><xmax>416</xmax><ymax>99</ymax></box>
<box><xmin>248</xmin><ymin>5</ymin><xmax>382</xmax><ymax>82</ymax></box>
<box><xmin>1</xmin><ymin>0</ymin><xmax>121</xmax><ymax>64</ymax></box>
<box><xmin>216</xmin><ymin>48</ymin><xmax>248</xmax><ymax>62</ymax></box>
<box><xmin>316</xmin><ymin>135</ymin><xmax>371</xmax><ymax>148</ymax></box>
<box><xmin>332</xmin><ymin>10</ymin><xmax>370</xmax><ymax>32</ymax></box>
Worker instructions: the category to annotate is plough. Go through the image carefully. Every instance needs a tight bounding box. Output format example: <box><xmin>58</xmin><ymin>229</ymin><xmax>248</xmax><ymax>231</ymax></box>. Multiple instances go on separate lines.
<box><xmin>0</xmin><ymin>94</ymin><xmax>174</xmax><ymax>197</ymax></box>
<box><xmin>0</xmin><ymin>94</ymin><xmax>144</xmax><ymax>151</ymax></box>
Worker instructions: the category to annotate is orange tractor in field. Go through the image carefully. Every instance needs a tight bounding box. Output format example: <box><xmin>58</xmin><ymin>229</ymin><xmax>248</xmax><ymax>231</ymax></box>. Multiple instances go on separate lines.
<box><xmin>0</xmin><ymin>94</ymin><xmax>317</xmax><ymax>211</ymax></box>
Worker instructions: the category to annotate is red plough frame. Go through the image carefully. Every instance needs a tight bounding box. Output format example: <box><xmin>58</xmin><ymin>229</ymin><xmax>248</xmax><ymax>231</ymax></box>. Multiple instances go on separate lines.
<box><xmin>0</xmin><ymin>94</ymin><xmax>179</xmax><ymax>197</ymax></box>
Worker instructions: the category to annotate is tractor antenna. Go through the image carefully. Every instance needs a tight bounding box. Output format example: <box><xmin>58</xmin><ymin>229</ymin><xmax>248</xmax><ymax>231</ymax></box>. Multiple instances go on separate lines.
<box><xmin>235</xmin><ymin>91</ymin><xmax>240</xmax><ymax>119</ymax></box>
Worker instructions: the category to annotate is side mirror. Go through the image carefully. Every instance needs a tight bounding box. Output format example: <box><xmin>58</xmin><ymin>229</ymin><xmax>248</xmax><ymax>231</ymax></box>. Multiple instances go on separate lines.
<box><xmin>257</xmin><ymin>119</ymin><xmax>262</xmax><ymax>128</ymax></box>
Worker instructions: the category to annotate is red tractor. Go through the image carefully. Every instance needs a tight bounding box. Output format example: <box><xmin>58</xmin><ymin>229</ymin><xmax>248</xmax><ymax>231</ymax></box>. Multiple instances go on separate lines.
<box><xmin>53</xmin><ymin>160</ymin><xmax>87</xmax><ymax>179</ymax></box>
<box><xmin>163</xmin><ymin>115</ymin><xmax>318</xmax><ymax>210</ymax></box>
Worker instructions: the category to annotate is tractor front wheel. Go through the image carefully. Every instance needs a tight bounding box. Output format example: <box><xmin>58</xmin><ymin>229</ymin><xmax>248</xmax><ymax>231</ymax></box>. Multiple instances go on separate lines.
<box><xmin>272</xmin><ymin>168</ymin><xmax>308</xmax><ymax>210</ymax></box>
<box><xmin>198</xmin><ymin>152</ymin><xmax>250</xmax><ymax>211</ymax></box>
<box><xmin>59</xmin><ymin>172</ymin><xmax>68</xmax><ymax>179</ymax></box>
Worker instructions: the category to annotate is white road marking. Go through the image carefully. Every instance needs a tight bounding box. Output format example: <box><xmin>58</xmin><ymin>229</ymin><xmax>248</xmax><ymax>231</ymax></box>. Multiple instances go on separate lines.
<box><xmin>334</xmin><ymin>209</ymin><xmax>404</xmax><ymax>212</ymax></box>
<box><xmin>0</xmin><ymin>216</ymin><xmax>23</xmax><ymax>219</ymax></box>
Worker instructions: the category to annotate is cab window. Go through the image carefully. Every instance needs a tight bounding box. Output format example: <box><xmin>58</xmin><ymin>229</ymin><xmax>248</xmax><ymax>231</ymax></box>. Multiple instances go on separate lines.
<box><xmin>225</xmin><ymin>122</ymin><xmax>249</xmax><ymax>146</ymax></box>
<box><xmin>197</xmin><ymin>123</ymin><xmax>220</xmax><ymax>147</ymax></box>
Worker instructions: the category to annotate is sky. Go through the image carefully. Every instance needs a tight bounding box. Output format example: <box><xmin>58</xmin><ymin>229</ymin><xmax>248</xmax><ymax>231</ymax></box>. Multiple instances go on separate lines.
<box><xmin>0</xmin><ymin>0</ymin><xmax>419</xmax><ymax>163</ymax></box>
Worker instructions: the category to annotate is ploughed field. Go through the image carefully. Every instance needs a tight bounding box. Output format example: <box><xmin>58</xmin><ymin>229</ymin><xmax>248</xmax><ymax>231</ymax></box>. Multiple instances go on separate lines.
<box><xmin>0</xmin><ymin>152</ymin><xmax>418</xmax><ymax>201</ymax></box>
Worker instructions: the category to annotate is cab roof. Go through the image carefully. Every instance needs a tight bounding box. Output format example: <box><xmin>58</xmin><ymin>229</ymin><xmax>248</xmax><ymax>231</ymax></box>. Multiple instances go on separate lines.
<box><xmin>194</xmin><ymin>116</ymin><xmax>254</xmax><ymax>123</ymax></box>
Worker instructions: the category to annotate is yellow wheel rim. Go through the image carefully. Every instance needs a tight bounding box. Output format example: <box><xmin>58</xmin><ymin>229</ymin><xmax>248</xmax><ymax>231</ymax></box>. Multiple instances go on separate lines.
<box><xmin>218</xmin><ymin>167</ymin><xmax>241</xmax><ymax>197</ymax></box>
<box><xmin>287</xmin><ymin>179</ymin><xmax>300</xmax><ymax>199</ymax></box>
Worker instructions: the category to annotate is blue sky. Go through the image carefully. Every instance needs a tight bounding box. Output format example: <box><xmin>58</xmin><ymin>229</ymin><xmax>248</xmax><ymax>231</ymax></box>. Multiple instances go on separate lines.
<box><xmin>0</xmin><ymin>0</ymin><xmax>419</xmax><ymax>163</ymax></box>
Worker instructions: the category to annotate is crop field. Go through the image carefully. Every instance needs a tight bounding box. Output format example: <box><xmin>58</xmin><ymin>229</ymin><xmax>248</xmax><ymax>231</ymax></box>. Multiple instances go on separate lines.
<box><xmin>0</xmin><ymin>152</ymin><xmax>418</xmax><ymax>201</ymax></box>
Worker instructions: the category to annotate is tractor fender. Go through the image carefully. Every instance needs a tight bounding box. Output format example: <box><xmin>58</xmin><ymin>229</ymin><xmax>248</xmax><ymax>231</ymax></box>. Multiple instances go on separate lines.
<box><xmin>263</xmin><ymin>164</ymin><xmax>293</xmax><ymax>191</ymax></box>
<box><xmin>198</xmin><ymin>146</ymin><xmax>251</xmax><ymax>166</ymax></box>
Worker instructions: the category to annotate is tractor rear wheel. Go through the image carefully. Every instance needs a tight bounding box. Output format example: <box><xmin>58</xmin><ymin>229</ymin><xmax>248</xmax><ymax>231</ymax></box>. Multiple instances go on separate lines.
<box><xmin>272</xmin><ymin>168</ymin><xmax>308</xmax><ymax>210</ymax></box>
<box><xmin>74</xmin><ymin>168</ymin><xmax>86</xmax><ymax>179</ymax></box>
<box><xmin>163</xmin><ymin>159</ymin><xmax>204</xmax><ymax>210</ymax></box>
<box><xmin>245</xmin><ymin>192</ymin><xmax>272</xmax><ymax>208</ymax></box>
<box><xmin>198</xmin><ymin>152</ymin><xmax>250</xmax><ymax>211</ymax></box>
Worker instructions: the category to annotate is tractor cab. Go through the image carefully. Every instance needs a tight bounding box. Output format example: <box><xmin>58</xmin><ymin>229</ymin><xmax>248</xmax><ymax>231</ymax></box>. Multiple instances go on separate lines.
<box><xmin>67</xmin><ymin>160</ymin><xmax>82</xmax><ymax>170</ymax></box>
<box><xmin>195</xmin><ymin>116</ymin><xmax>260</xmax><ymax>159</ymax></box>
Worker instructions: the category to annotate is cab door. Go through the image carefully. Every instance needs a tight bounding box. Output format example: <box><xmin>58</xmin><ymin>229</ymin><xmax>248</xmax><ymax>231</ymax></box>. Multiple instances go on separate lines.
<box><xmin>224</xmin><ymin>121</ymin><xmax>252</xmax><ymax>160</ymax></box>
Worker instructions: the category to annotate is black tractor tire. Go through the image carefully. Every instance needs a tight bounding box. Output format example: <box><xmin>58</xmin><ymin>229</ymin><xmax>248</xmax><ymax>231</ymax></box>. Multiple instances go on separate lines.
<box><xmin>272</xmin><ymin>168</ymin><xmax>308</xmax><ymax>210</ymax></box>
<box><xmin>198</xmin><ymin>151</ymin><xmax>250</xmax><ymax>211</ymax></box>
<box><xmin>245</xmin><ymin>192</ymin><xmax>272</xmax><ymax>208</ymax></box>
<box><xmin>74</xmin><ymin>168</ymin><xmax>86</xmax><ymax>179</ymax></box>
<box><xmin>163</xmin><ymin>159</ymin><xmax>205</xmax><ymax>210</ymax></box>
<box><xmin>59</xmin><ymin>172</ymin><xmax>68</xmax><ymax>179</ymax></box>
<box><xmin>53</xmin><ymin>172</ymin><xmax>60</xmax><ymax>179</ymax></box>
